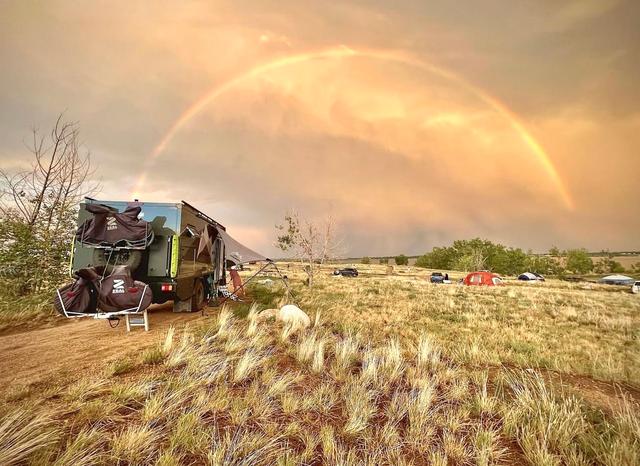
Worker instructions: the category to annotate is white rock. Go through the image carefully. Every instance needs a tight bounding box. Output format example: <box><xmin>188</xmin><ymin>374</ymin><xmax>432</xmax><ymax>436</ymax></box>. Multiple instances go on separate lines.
<box><xmin>278</xmin><ymin>304</ymin><xmax>311</xmax><ymax>328</ymax></box>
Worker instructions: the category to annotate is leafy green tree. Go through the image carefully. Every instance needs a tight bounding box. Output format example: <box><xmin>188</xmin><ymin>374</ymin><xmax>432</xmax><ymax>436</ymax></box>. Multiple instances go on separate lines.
<box><xmin>492</xmin><ymin>247</ymin><xmax>528</xmax><ymax>275</ymax></box>
<box><xmin>549</xmin><ymin>246</ymin><xmax>562</xmax><ymax>258</ymax></box>
<box><xmin>525</xmin><ymin>255</ymin><xmax>563</xmax><ymax>275</ymax></box>
<box><xmin>378</xmin><ymin>257</ymin><xmax>389</xmax><ymax>265</ymax></box>
<box><xmin>454</xmin><ymin>252</ymin><xmax>483</xmax><ymax>272</ymax></box>
<box><xmin>565</xmin><ymin>249</ymin><xmax>593</xmax><ymax>274</ymax></box>
<box><xmin>594</xmin><ymin>253</ymin><xmax>625</xmax><ymax>274</ymax></box>
<box><xmin>361</xmin><ymin>256</ymin><xmax>371</xmax><ymax>265</ymax></box>
<box><xmin>395</xmin><ymin>254</ymin><xmax>408</xmax><ymax>266</ymax></box>
<box><xmin>415</xmin><ymin>246</ymin><xmax>456</xmax><ymax>269</ymax></box>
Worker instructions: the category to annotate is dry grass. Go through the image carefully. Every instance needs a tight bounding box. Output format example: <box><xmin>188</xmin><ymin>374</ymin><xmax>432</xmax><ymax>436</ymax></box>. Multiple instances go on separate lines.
<box><xmin>1</xmin><ymin>263</ymin><xmax>638</xmax><ymax>464</ymax></box>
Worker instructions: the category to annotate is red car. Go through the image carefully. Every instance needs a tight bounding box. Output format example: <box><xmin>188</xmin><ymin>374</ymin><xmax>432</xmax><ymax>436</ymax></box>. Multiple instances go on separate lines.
<box><xmin>463</xmin><ymin>271</ymin><xmax>504</xmax><ymax>286</ymax></box>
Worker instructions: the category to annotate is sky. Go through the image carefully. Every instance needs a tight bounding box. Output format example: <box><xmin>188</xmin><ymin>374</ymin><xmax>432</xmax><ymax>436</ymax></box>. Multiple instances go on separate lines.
<box><xmin>1</xmin><ymin>0</ymin><xmax>639</xmax><ymax>257</ymax></box>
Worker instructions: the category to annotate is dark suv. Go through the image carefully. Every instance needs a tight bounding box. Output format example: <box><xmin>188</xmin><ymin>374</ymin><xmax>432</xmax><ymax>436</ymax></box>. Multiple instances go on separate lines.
<box><xmin>333</xmin><ymin>267</ymin><xmax>359</xmax><ymax>277</ymax></box>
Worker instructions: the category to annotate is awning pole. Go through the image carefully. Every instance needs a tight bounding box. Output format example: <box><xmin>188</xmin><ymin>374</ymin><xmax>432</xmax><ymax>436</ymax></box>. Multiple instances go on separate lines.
<box><xmin>215</xmin><ymin>261</ymin><xmax>273</xmax><ymax>309</ymax></box>
<box><xmin>269</xmin><ymin>261</ymin><xmax>291</xmax><ymax>301</ymax></box>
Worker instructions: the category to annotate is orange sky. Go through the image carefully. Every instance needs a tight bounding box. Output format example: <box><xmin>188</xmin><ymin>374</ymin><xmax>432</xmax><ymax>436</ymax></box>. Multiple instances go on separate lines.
<box><xmin>1</xmin><ymin>0</ymin><xmax>638</xmax><ymax>255</ymax></box>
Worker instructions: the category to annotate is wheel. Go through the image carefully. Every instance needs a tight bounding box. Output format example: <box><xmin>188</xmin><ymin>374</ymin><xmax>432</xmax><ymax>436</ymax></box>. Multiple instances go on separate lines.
<box><xmin>191</xmin><ymin>279</ymin><xmax>206</xmax><ymax>311</ymax></box>
<box><xmin>92</xmin><ymin>249</ymin><xmax>142</xmax><ymax>273</ymax></box>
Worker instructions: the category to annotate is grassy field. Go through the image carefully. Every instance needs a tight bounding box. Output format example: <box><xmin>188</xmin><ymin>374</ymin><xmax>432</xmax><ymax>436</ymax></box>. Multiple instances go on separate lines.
<box><xmin>0</xmin><ymin>263</ymin><xmax>638</xmax><ymax>465</ymax></box>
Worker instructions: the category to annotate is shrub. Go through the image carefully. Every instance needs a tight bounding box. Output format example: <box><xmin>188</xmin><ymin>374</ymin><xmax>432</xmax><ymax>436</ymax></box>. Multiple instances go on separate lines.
<box><xmin>395</xmin><ymin>254</ymin><xmax>408</xmax><ymax>266</ymax></box>
<box><xmin>565</xmin><ymin>249</ymin><xmax>593</xmax><ymax>274</ymax></box>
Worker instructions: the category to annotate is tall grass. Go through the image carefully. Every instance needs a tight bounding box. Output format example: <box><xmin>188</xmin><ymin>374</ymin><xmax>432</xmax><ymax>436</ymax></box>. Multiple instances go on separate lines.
<box><xmin>3</xmin><ymin>268</ymin><xmax>639</xmax><ymax>464</ymax></box>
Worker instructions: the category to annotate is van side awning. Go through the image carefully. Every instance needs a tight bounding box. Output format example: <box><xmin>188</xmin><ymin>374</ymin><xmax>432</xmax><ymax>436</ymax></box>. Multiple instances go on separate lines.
<box><xmin>215</xmin><ymin>227</ymin><xmax>270</xmax><ymax>265</ymax></box>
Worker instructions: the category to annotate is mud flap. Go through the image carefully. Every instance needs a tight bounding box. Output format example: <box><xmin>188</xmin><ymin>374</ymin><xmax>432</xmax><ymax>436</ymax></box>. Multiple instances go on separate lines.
<box><xmin>173</xmin><ymin>298</ymin><xmax>191</xmax><ymax>313</ymax></box>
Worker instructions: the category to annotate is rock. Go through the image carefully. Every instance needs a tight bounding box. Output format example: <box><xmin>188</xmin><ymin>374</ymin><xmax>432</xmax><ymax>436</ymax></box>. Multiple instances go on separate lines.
<box><xmin>278</xmin><ymin>304</ymin><xmax>311</xmax><ymax>328</ymax></box>
<box><xmin>255</xmin><ymin>305</ymin><xmax>311</xmax><ymax>329</ymax></box>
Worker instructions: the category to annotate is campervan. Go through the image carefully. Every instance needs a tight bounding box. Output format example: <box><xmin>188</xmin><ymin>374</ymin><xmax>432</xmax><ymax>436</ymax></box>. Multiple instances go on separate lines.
<box><xmin>72</xmin><ymin>199</ymin><xmax>226</xmax><ymax>311</ymax></box>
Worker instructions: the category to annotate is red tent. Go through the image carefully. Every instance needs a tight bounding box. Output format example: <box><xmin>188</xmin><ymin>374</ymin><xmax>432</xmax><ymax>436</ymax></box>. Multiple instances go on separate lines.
<box><xmin>463</xmin><ymin>271</ymin><xmax>504</xmax><ymax>286</ymax></box>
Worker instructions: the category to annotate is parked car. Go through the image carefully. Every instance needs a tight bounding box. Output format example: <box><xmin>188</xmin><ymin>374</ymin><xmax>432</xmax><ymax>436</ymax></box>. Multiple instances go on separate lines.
<box><xmin>632</xmin><ymin>281</ymin><xmax>640</xmax><ymax>294</ymax></box>
<box><xmin>518</xmin><ymin>272</ymin><xmax>545</xmax><ymax>282</ymax></box>
<box><xmin>430</xmin><ymin>272</ymin><xmax>444</xmax><ymax>283</ymax></box>
<box><xmin>333</xmin><ymin>267</ymin><xmax>359</xmax><ymax>277</ymax></box>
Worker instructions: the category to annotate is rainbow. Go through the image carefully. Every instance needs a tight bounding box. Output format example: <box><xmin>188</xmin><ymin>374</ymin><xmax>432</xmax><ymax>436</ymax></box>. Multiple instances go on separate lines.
<box><xmin>132</xmin><ymin>46</ymin><xmax>573</xmax><ymax>209</ymax></box>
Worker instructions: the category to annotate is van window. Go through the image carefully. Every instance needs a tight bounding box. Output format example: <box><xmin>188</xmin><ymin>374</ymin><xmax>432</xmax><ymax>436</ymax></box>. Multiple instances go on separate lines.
<box><xmin>492</xmin><ymin>277</ymin><xmax>502</xmax><ymax>285</ymax></box>
<box><xmin>471</xmin><ymin>274</ymin><xmax>481</xmax><ymax>283</ymax></box>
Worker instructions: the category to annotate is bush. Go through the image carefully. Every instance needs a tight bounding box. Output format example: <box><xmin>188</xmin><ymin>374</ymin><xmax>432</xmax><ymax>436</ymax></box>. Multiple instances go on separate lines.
<box><xmin>565</xmin><ymin>249</ymin><xmax>593</xmax><ymax>274</ymax></box>
<box><xmin>395</xmin><ymin>254</ymin><xmax>408</xmax><ymax>266</ymax></box>
<box><xmin>415</xmin><ymin>247</ymin><xmax>456</xmax><ymax>269</ymax></box>
<box><xmin>378</xmin><ymin>257</ymin><xmax>389</xmax><ymax>265</ymax></box>
<box><xmin>361</xmin><ymin>257</ymin><xmax>371</xmax><ymax>265</ymax></box>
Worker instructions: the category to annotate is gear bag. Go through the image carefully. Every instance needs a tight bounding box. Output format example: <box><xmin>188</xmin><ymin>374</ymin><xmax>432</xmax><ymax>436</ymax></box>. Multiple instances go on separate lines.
<box><xmin>76</xmin><ymin>202</ymin><xmax>153</xmax><ymax>248</ymax></box>
<box><xmin>98</xmin><ymin>265</ymin><xmax>153</xmax><ymax>313</ymax></box>
<box><xmin>54</xmin><ymin>268</ymin><xmax>99</xmax><ymax>315</ymax></box>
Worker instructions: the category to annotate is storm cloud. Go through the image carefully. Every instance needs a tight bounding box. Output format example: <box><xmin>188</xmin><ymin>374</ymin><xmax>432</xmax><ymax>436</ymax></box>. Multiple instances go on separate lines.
<box><xmin>1</xmin><ymin>0</ymin><xmax>638</xmax><ymax>256</ymax></box>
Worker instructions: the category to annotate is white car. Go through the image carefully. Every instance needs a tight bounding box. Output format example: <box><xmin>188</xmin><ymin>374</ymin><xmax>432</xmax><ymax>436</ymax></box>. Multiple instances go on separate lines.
<box><xmin>632</xmin><ymin>281</ymin><xmax>640</xmax><ymax>294</ymax></box>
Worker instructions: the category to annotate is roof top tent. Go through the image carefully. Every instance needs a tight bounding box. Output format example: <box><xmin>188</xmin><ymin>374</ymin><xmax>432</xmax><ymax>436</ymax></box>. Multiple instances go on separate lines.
<box><xmin>72</xmin><ymin>199</ymin><xmax>229</xmax><ymax>312</ymax></box>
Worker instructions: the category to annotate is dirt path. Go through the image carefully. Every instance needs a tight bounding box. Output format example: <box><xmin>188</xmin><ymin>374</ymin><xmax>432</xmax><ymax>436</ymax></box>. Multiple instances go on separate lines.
<box><xmin>0</xmin><ymin>304</ymin><xmax>215</xmax><ymax>390</ymax></box>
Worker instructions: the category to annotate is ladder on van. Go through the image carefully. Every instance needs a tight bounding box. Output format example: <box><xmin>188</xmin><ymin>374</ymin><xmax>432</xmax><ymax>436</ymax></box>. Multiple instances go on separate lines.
<box><xmin>125</xmin><ymin>309</ymin><xmax>149</xmax><ymax>332</ymax></box>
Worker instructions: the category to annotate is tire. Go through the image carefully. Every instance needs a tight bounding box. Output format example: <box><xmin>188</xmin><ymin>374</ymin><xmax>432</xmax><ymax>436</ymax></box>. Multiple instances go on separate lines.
<box><xmin>191</xmin><ymin>279</ymin><xmax>206</xmax><ymax>311</ymax></box>
<box><xmin>92</xmin><ymin>249</ymin><xmax>143</xmax><ymax>274</ymax></box>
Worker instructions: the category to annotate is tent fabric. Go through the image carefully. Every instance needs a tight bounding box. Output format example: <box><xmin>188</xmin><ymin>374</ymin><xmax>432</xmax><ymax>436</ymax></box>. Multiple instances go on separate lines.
<box><xmin>76</xmin><ymin>202</ymin><xmax>153</xmax><ymax>248</ymax></box>
<box><xmin>215</xmin><ymin>226</ymin><xmax>269</xmax><ymax>264</ymax></box>
<box><xmin>463</xmin><ymin>271</ymin><xmax>503</xmax><ymax>286</ymax></box>
<box><xmin>599</xmin><ymin>274</ymin><xmax>634</xmax><ymax>285</ymax></box>
<box><xmin>197</xmin><ymin>224</ymin><xmax>213</xmax><ymax>257</ymax></box>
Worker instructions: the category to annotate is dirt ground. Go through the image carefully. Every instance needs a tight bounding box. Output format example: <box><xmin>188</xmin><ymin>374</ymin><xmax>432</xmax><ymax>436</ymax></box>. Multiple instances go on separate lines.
<box><xmin>0</xmin><ymin>304</ymin><xmax>216</xmax><ymax>391</ymax></box>
<box><xmin>0</xmin><ymin>295</ymin><xmax>637</xmax><ymax>418</ymax></box>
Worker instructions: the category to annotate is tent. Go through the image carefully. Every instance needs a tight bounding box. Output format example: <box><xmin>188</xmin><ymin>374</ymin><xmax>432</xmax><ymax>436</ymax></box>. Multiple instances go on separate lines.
<box><xmin>599</xmin><ymin>274</ymin><xmax>634</xmax><ymax>286</ymax></box>
<box><xmin>463</xmin><ymin>271</ymin><xmax>504</xmax><ymax>286</ymax></box>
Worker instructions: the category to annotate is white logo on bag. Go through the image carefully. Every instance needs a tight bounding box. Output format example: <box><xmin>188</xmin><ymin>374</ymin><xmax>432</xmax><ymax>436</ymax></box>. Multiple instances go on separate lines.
<box><xmin>112</xmin><ymin>279</ymin><xmax>125</xmax><ymax>294</ymax></box>
<box><xmin>107</xmin><ymin>217</ymin><xmax>118</xmax><ymax>231</ymax></box>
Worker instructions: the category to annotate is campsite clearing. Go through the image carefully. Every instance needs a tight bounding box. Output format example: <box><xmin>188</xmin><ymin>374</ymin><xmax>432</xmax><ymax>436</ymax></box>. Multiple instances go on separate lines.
<box><xmin>1</xmin><ymin>263</ymin><xmax>639</xmax><ymax>465</ymax></box>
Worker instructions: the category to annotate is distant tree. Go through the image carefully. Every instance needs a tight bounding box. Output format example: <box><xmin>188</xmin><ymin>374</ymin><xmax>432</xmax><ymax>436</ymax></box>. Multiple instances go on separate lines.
<box><xmin>565</xmin><ymin>249</ymin><xmax>593</xmax><ymax>274</ymax></box>
<box><xmin>275</xmin><ymin>210</ymin><xmax>342</xmax><ymax>287</ymax></box>
<box><xmin>395</xmin><ymin>254</ymin><xmax>408</xmax><ymax>266</ymax></box>
<box><xmin>526</xmin><ymin>255</ymin><xmax>563</xmax><ymax>275</ymax></box>
<box><xmin>631</xmin><ymin>262</ymin><xmax>640</xmax><ymax>273</ymax></box>
<box><xmin>378</xmin><ymin>257</ymin><xmax>389</xmax><ymax>265</ymax></box>
<box><xmin>594</xmin><ymin>251</ymin><xmax>625</xmax><ymax>274</ymax></box>
<box><xmin>454</xmin><ymin>249</ymin><xmax>486</xmax><ymax>272</ymax></box>
<box><xmin>491</xmin><ymin>247</ymin><xmax>528</xmax><ymax>275</ymax></box>
<box><xmin>361</xmin><ymin>256</ymin><xmax>371</xmax><ymax>265</ymax></box>
<box><xmin>549</xmin><ymin>246</ymin><xmax>562</xmax><ymax>258</ymax></box>
<box><xmin>415</xmin><ymin>246</ymin><xmax>456</xmax><ymax>269</ymax></box>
